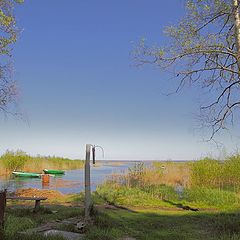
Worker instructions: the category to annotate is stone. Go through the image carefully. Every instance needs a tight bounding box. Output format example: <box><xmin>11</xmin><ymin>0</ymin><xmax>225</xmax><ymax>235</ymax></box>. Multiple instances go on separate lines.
<box><xmin>43</xmin><ymin>229</ymin><xmax>84</xmax><ymax>240</ymax></box>
<box><xmin>76</xmin><ymin>221</ymin><xmax>86</xmax><ymax>232</ymax></box>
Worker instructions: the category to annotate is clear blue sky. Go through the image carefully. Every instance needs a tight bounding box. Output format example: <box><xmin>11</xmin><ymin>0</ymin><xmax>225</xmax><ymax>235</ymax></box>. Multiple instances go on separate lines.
<box><xmin>0</xmin><ymin>0</ymin><xmax>239</xmax><ymax>160</ymax></box>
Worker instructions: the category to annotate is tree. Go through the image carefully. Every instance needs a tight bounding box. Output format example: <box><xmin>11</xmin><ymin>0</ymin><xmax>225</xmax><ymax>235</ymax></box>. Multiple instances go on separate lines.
<box><xmin>133</xmin><ymin>0</ymin><xmax>240</xmax><ymax>140</ymax></box>
<box><xmin>0</xmin><ymin>0</ymin><xmax>22</xmax><ymax>115</ymax></box>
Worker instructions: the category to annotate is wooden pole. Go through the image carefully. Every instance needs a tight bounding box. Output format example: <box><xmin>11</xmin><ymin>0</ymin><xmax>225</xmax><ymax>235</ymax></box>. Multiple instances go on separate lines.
<box><xmin>85</xmin><ymin>144</ymin><xmax>92</xmax><ymax>220</ymax></box>
<box><xmin>0</xmin><ymin>190</ymin><xmax>6</xmax><ymax>228</ymax></box>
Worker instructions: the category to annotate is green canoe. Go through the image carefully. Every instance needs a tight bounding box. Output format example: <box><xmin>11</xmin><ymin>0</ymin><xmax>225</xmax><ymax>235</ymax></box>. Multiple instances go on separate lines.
<box><xmin>12</xmin><ymin>171</ymin><xmax>41</xmax><ymax>178</ymax></box>
<box><xmin>43</xmin><ymin>169</ymin><xmax>65</xmax><ymax>175</ymax></box>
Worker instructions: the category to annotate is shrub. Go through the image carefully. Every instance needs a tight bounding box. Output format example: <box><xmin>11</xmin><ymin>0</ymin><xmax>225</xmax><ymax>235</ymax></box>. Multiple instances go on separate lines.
<box><xmin>184</xmin><ymin>187</ymin><xmax>240</xmax><ymax>208</ymax></box>
<box><xmin>223</xmin><ymin>155</ymin><xmax>240</xmax><ymax>188</ymax></box>
<box><xmin>191</xmin><ymin>158</ymin><xmax>223</xmax><ymax>188</ymax></box>
<box><xmin>1</xmin><ymin>150</ymin><xmax>28</xmax><ymax>172</ymax></box>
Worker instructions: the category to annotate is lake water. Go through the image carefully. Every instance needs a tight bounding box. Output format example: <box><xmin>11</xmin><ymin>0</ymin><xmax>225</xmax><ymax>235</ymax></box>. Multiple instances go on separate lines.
<box><xmin>0</xmin><ymin>161</ymin><xmax>137</xmax><ymax>194</ymax></box>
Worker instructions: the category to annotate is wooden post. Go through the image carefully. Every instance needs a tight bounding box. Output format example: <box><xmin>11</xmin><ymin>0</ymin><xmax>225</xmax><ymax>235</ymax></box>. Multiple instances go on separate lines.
<box><xmin>0</xmin><ymin>190</ymin><xmax>6</xmax><ymax>228</ymax></box>
<box><xmin>85</xmin><ymin>144</ymin><xmax>92</xmax><ymax>221</ymax></box>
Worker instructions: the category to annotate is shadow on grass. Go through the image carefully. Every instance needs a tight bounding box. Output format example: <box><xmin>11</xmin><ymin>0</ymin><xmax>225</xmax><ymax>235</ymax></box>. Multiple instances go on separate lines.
<box><xmin>86</xmin><ymin>207</ymin><xmax>240</xmax><ymax>240</ymax></box>
<box><xmin>2</xmin><ymin>204</ymin><xmax>240</xmax><ymax>240</ymax></box>
<box><xmin>162</xmin><ymin>199</ymin><xmax>199</xmax><ymax>211</ymax></box>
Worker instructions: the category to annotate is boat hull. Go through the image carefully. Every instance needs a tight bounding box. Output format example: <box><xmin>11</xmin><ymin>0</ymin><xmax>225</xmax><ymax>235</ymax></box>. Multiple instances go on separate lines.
<box><xmin>43</xmin><ymin>169</ymin><xmax>65</xmax><ymax>175</ymax></box>
<box><xmin>12</xmin><ymin>171</ymin><xmax>41</xmax><ymax>178</ymax></box>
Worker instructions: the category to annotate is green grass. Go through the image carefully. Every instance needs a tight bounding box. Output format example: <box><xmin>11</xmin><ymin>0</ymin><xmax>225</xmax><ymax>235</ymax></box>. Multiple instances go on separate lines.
<box><xmin>2</xmin><ymin>206</ymin><xmax>84</xmax><ymax>240</ymax></box>
<box><xmin>190</xmin><ymin>155</ymin><xmax>240</xmax><ymax>190</ymax></box>
<box><xmin>184</xmin><ymin>187</ymin><xmax>240</xmax><ymax>209</ymax></box>
<box><xmin>3</xmin><ymin>154</ymin><xmax>240</xmax><ymax>239</ymax></box>
<box><xmin>3</xmin><ymin>194</ymin><xmax>240</xmax><ymax>240</ymax></box>
<box><xmin>97</xmin><ymin>182</ymin><xmax>240</xmax><ymax>210</ymax></box>
<box><xmin>85</xmin><ymin>207</ymin><xmax>240</xmax><ymax>240</ymax></box>
<box><xmin>97</xmin><ymin>183</ymin><xmax>178</xmax><ymax>208</ymax></box>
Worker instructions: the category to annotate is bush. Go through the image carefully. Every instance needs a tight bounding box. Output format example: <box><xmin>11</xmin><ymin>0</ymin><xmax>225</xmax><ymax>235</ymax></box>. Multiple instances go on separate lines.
<box><xmin>223</xmin><ymin>155</ymin><xmax>240</xmax><ymax>188</ymax></box>
<box><xmin>191</xmin><ymin>158</ymin><xmax>223</xmax><ymax>188</ymax></box>
<box><xmin>1</xmin><ymin>150</ymin><xmax>28</xmax><ymax>172</ymax></box>
<box><xmin>184</xmin><ymin>187</ymin><xmax>240</xmax><ymax>208</ymax></box>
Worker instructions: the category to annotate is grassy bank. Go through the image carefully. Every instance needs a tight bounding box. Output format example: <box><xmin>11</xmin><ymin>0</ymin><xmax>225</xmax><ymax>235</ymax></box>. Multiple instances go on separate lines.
<box><xmin>3</xmin><ymin>195</ymin><xmax>240</xmax><ymax>240</ymax></box>
<box><xmin>0</xmin><ymin>150</ymin><xmax>84</xmax><ymax>175</ymax></box>
<box><xmin>97</xmin><ymin>155</ymin><xmax>240</xmax><ymax>210</ymax></box>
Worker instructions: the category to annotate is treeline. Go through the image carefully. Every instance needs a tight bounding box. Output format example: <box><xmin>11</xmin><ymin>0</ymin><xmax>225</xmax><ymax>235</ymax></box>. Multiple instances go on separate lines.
<box><xmin>0</xmin><ymin>150</ymin><xmax>84</xmax><ymax>174</ymax></box>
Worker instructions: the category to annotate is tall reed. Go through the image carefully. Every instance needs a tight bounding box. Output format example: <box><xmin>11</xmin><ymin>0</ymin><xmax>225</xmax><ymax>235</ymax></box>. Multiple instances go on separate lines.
<box><xmin>0</xmin><ymin>150</ymin><xmax>84</xmax><ymax>174</ymax></box>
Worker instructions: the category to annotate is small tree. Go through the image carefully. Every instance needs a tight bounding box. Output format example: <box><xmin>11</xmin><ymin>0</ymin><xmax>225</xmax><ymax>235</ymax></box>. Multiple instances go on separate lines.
<box><xmin>133</xmin><ymin>0</ymin><xmax>240</xmax><ymax>139</ymax></box>
<box><xmin>1</xmin><ymin>150</ymin><xmax>27</xmax><ymax>171</ymax></box>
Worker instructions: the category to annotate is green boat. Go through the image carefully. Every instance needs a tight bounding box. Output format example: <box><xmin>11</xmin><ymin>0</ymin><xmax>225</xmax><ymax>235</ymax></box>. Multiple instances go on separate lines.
<box><xmin>43</xmin><ymin>169</ymin><xmax>65</xmax><ymax>175</ymax></box>
<box><xmin>12</xmin><ymin>171</ymin><xmax>41</xmax><ymax>178</ymax></box>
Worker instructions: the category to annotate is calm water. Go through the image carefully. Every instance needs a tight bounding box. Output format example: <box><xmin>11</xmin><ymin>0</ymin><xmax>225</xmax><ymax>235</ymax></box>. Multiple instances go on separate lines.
<box><xmin>0</xmin><ymin>162</ymin><xmax>136</xmax><ymax>194</ymax></box>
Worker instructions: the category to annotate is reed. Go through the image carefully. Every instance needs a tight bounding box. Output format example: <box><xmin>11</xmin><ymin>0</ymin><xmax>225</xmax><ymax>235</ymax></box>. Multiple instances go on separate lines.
<box><xmin>97</xmin><ymin>157</ymin><xmax>240</xmax><ymax>209</ymax></box>
<box><xmin>0</xmin><ymin>150</ymin><xmax>84</xmax><ymax>174</ymax></box>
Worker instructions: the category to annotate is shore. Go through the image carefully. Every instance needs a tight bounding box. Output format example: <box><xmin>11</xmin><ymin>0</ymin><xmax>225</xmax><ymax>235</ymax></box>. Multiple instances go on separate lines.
<box><xmin>2</xmin><ymin>155</ymin><xmax>240</xmax><ymax>239</ymax></box>
<box><xmin>3</xmin><ymin>187</ymin><xmax>240</xmax><ymax>240</ymax></box>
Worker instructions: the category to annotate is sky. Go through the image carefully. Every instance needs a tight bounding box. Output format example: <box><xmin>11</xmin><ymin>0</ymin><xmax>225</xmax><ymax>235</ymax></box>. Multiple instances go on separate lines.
<box><xmin>0</xmin><ymin>0</ymin><xmax>239</xmax><ymax>160</ymax></box>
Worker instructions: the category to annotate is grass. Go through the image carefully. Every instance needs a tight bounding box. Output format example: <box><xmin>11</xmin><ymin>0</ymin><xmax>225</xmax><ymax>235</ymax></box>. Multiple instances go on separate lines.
<box><xmin>98</xmin><ymin>156</ymin><xmax>240</xmax><ymax>210</ymax></box>
<box><xmin>85</xmin><ymin>207</ymin><xmax>240</xmax><ymax>240</ymax></box>
<box><xmin>0</xmin><ymin>150</ymin><xmax>84</xmax><ymax>174</ymax></box>
<box><xmin>4</xmin><ymin>202</ymin><xmax>240</xmax><ymax>240</ymax></box>
<box><xmin>3</xmin><ymin>154</ymin><xmax>240</xmax><ymax>239</ymax></box>
<box><xmin>2</xmin><ymin>205</ymin><xmax>84</xmax><ymax>240</ymax></box>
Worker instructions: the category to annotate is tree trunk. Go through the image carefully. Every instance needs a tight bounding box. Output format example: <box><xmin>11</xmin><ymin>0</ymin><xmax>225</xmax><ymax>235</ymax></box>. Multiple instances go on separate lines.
<box><xmin>233</xmin><ymin>0</ymin><xmax>240</xmax><ymax>71</ymax></box>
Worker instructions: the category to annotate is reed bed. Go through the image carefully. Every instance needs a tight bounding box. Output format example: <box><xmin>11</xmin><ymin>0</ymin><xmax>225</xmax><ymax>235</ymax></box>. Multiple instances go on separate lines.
<box><xmin>97</xmin><ymin>156</ymin><xmax>240</xmax><ymax>209</ymax></box>
<box><xmin>0</xmin><ymin>150</ymin><xmax>84</xmax><ymax>174</ymax></box>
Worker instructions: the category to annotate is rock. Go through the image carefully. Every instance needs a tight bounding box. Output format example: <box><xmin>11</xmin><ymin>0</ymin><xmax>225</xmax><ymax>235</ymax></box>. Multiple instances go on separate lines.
<box><xmin>76</xmin><ymin>221</ymin><xmax>86</xmax><ymax>233</ymax></box>
<box><xmin>43</xmin><ymin>229</ymin><xmax>84</xmax><ymax>240</ymax></box>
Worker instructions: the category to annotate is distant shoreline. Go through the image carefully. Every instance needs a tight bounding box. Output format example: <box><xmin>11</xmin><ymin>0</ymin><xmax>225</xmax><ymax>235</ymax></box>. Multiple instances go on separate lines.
<box><xmin>99</xmin><ymin>160</ymin><xmax>191</xmax><ymax>162</ymax></box>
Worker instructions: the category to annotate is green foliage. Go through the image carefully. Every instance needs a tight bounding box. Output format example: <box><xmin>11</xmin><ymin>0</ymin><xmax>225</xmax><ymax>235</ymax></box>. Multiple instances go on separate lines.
<box><xmin>191</xmin><ymin>158</ymin><xmax>223</xmax><ymax>187</ymax></box>
<box><xmin>191</xmin><ymin>155</ymin><xmax>240</xmax><ymax>191</ymax></box>
<box><xmin>1</xmin><ymin>150</ymin><xmax>28</xmax><ymax>171</ymax></box>
<box><xmin>0</xmin><ymin>150</ymin><xmax>84</xmax><ymax>173</ymax></box>
<box><xmin>184</xmin><ymin>187</ymin><xmax>240</xmax><ymax>208</ymax></box>
<box><xmin>133</xmin><ymin>0</ymin><xmax>240</xmax><ymax>138</ymax></box>
<box><xmin>0</xmin><ymin>0</ymin><xmax>23</xmax><ymax>55</ymax></box>
<box><xmin>97</xmin><ymin>155</ymin><xmax>240</xmax><ymax>210</ymax></box>
<box><xmin>223</xmin><ymin>155</ymin><xmax>240</xmax><ymax>186</ymax></box>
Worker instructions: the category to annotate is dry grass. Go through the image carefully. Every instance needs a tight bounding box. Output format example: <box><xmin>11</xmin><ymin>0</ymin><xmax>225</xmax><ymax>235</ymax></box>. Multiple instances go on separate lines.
<box><xmin>106</xmin><ymin>162</ymin><xmax>191</xmax><ymax>190</ymax></box>
<box><xmin>154</xmin><ymin>162</ymin><xmax>191</xmax><ymax>187</ymax></box>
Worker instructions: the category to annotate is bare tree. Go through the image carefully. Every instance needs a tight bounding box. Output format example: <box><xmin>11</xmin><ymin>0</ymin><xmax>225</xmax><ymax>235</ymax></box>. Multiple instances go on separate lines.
<box><xmin>0</xmin><ymin>0</ymin><xmax>22</xmax><ymax>115</ymax></box>
<box><xmin>133</xmin><ymin>0</ymin><xmax>240</xmax><ymax>140</ymax></box>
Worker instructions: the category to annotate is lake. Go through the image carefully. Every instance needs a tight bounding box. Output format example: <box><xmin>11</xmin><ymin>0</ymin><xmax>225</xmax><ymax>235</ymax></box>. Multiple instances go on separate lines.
<box><xmin>0</xmin><ymin>161</ymin><xmax>137</xmax><ymax>194</ymax></box>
